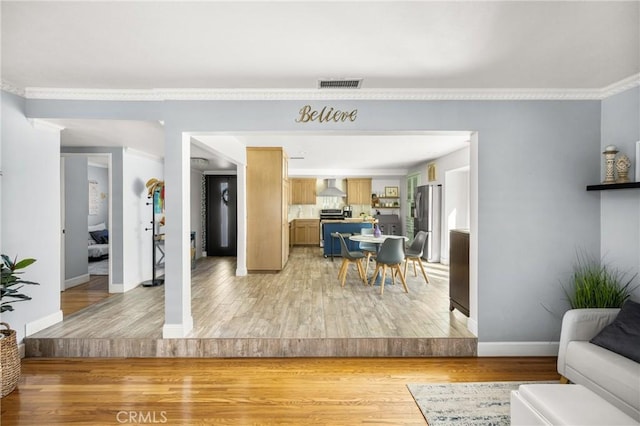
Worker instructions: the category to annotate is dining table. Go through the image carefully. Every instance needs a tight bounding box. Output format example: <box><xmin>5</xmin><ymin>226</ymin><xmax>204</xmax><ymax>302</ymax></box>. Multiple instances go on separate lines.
<box><xmin>348</xmin><ymin>234</ymin><xmax>408</xmax><ymax>252</ymax></box>
<box><xmin>348</xmin><ymin>234</ymin><xmax>409</xmax><ymax>286</ymax></box>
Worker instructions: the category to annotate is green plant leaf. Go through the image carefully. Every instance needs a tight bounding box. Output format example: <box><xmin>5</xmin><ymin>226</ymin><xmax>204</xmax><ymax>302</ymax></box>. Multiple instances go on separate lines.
<box><xmin>563</xmin><ymin>251</ymin><xmax>639</xmax><ymax>309</ymax></box>
<box><xmin>14</xmin><ymin>258</ymin><xmax>36</xmax><ymax>270</ymax></box>
<box><xmin>0</xmin><ymin>254</ymin><xmax>39</xmax><ymax>312</ymax></box>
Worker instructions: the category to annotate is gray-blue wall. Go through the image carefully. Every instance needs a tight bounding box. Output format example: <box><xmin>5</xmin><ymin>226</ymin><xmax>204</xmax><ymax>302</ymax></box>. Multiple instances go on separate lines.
<box><xmin>29</xmin><ymin>97</ymin><xmax>602</xmax><ymax>343</ymax></box>
<box><xmin>63</xmin><ymin>156</ymin><xmax>88</xmax><ymax>280</ymax></box>
<box><xmin>61</xmin><ymin>146</ymin><xmax>124</xmax><ymax>286</ymax></box>
<box><xmin>601</xmin><ymin>87</ymin><xmax>640</xmax><ymax>301</ymax></box>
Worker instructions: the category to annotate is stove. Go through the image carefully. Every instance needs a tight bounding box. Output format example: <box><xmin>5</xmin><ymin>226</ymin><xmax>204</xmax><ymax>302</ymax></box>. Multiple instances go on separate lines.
<box><xmin>319</xmin><ymin>209</ymin><xmax>344</xmax><ymax>220</ymax></box>
<box><xmin>319</xmin><ymin>209</ymin><xmax>344</xmax><ymax>247</ymax></box>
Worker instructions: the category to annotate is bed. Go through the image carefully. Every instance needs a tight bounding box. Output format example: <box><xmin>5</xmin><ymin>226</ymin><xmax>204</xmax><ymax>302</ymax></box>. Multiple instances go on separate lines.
<box><xmin>88</xmin><ymin>222</ymin><xmax>109</xmax><ymax>260</ymax></box>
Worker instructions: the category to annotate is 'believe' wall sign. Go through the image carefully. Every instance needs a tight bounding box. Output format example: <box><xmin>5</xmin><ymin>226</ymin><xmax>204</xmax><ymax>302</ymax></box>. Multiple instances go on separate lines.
<box><xmin>295</xmin><ymin>105</ymin><xmax>358</xmax><ymax>123</ymax></box>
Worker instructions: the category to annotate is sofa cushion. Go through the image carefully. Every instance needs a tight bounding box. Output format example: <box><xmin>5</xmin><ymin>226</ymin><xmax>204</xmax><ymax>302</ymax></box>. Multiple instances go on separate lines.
<box><xmin>590</xmin><ymin>300</ymin><xmax>640</xmax><ymax>363</ymax></box>
<box><xmin>515</xmin><ymin>384</ymin><xmax>638</xmax><ymax>426</ymax></box>
<box><xmin>566</xmin><ymin>341</ymin><xmax>640</xmax><ymax>418</ymax></box>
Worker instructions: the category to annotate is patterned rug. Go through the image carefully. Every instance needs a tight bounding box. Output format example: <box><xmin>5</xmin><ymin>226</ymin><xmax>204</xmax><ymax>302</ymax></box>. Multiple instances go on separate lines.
<box><xmin>407</xmin><ymin>381</ymin><xmax>553</xmax><ymax>426</ymax></box>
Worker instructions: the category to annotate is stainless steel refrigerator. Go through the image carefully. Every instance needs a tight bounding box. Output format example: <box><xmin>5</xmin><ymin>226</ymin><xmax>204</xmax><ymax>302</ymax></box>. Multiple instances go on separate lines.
<box><xmin>413</xmin><ymin>184</ymin><xmax>442</xmax><ymax>262</ymax></box>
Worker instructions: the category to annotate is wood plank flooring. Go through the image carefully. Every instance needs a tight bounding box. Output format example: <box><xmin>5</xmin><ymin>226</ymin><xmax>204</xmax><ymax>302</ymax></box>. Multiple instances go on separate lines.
<box><xmin>27</xmin><ymin>247</ymin><xmax>476</xmax><ymax>357</ymax></box>
<box><xmin>60</xmin><ymin>275</ymin><xmax>112</xmax><ymax>317</ymax></box>
<box><xmin>1</xmin><ymin>357</ymin><xmax>560</xmax><ymax>425</ymax></box>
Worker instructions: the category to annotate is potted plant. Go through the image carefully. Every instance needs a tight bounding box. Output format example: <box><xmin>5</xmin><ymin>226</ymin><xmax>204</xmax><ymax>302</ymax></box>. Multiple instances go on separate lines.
<box><xmin>0</xmin><ymin>255</ymin><xmax>39</xmax><ymax>397</ymax></box>
<box><xmin>563</xmin><ymin>252</ymin><xmax>637</xmax><ymax>309</ymax></box>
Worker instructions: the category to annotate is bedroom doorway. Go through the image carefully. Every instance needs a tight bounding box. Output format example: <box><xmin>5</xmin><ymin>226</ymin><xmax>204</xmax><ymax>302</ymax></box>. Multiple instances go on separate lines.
<box><xmin>60</xmin><ymin>153</ymin><xmax>113</xmax><ymax>316</ymax></box>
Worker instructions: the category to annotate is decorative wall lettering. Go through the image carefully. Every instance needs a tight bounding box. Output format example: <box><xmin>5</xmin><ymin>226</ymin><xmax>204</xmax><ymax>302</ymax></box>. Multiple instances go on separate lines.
<box><xmin>295</xmin><ymin>105</ymin><xmax>358</xmax><ymax>123</ymax></box>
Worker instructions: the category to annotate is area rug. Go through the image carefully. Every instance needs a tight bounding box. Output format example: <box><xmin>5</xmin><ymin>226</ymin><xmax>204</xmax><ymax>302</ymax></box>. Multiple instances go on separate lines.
<box><xmin>407</xmin><ymin>381</ymin><xmax>553</xmax><ymax>426</ymax></box>
<box><xmin>88</xmin><ymin>258</ymin><xmax>109</xmax><ymax>275</ymax></box>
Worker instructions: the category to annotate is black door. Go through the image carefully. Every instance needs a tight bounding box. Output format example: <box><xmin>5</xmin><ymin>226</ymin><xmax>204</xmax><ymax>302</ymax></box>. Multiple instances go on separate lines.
<box><xmin>206</xmin><ymin>175</ymin><xmax>237</xmax><ymax>256</ymax></box>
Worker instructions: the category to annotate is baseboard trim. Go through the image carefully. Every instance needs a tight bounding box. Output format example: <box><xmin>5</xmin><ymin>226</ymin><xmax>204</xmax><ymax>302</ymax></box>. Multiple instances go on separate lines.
<box><xmin>65</xmin><ymin>273</ymin><xmax>90</xmax><ymax>289</ymax></box>
<box><xmin>467</xmin><ymin>318</ymin><xmax>478</xmax><ymax>336</ymax></box>
<box><xmin>162</xmin><ymin>316</ymin><xmax>194</xmax><ymax>338</ymax></box>
<box><xmin>25</xmin><ymin>310</ymin><xmax>63</xmax><ymax>336</ymax></box>
<box><xmin>109</xmin><ymin>283</ymin><xmax>124</xmax><ymax>293</ymax></box>
<box><xmin>478</xmin><ymin>341</ymin><xmax>559</xmax><ymax>357</ymax></box>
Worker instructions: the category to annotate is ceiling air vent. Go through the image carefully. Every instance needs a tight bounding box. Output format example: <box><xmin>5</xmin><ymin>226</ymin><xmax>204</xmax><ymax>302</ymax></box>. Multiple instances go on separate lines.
<box><xmin>318</xmin><ymin>78</ymin><xmax>362</xmax><ymax>89</ymax></box>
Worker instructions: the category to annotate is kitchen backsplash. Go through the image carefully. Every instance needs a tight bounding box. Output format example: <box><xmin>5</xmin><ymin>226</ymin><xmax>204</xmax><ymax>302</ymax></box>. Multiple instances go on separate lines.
<box><xmin>288</xmin><ymin>203</ymin><xmax>395</xmax><ymax>221</ymax></box>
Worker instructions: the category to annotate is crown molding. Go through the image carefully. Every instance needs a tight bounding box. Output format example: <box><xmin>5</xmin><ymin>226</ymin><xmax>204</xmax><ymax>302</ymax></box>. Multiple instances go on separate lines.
<box><xmin>6</xmin><ymin>74</ymin><xmax>639</xmax><ymax>102</ymax></box>
<box><xmin>124</xmin><ymin>147</ymin><xmax>163</xmax><ymax>163</ymax></box>
<box><xmin>1</xmin><ymin>80</ymin><xmax>26</xmax><ymax>97</ymax></box>
<box><xmin>599</xmin><ymin>73</ymin><xmax>640</xmax><ymax>98</ymax></box>
<box><xmin>27</xmin><ymin>118</ymin><xmax>66</xmax><ymax>133</ymax></box>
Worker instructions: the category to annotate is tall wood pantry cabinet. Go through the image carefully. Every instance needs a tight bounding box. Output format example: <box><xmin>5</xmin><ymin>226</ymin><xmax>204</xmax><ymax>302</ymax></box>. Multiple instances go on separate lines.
<box><xmin>247</xmin><ymin>147</ymin><xmax>289</xmax><ymax>271</ymax></box>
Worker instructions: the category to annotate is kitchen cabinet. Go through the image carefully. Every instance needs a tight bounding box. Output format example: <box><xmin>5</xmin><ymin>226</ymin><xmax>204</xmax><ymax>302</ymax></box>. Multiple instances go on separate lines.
<box><xmin>293</xmin><ymin>219</ymin><xmax>320</xmax><ymax>245</ymax></box>
<box><xmin>449</xmin><ymin>229</ymin><xmax>470</xmax><ymax>317</ymax></box>
<box><xmin>322</xmin><ymin>221</ymin><xmax>373</xmax><ymax>257</ymax></box>
<box><xmin>346</xmin><ymin>178</ymin><xmax>372</xmax><ymax>205</ymax></box>
<box><xmin>247</xmin><ymin>147</ymin><xmax>289</xmax><ymax>271</ymax></box>
<box><xmin>291</xmin><ymin>178</ymin><xmax>317</xmax><ymax>204</ymax></box>
<box><xmin>377</xmin><ymin>215</ymin><xmax>401</xmax><ymax>235</ymax></box>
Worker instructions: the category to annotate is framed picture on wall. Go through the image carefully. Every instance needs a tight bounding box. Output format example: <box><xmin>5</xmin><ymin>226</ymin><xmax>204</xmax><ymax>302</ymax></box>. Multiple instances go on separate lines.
<box><xmin>427</xmin><ymin>162</ymin><xmax>437</xmax><ymax>182</ymax></box>
<box><xmin>384</xmin><ymin>186</ymin><xmax>399</xmax><ymax>197</ymax></box>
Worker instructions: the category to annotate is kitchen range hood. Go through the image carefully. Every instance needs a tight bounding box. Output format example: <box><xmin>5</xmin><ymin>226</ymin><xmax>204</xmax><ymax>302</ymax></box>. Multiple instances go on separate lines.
<box><xmin>318</xmin><ymin>179</ymin><xmax>346</xmax><ymax>197</ymax></box>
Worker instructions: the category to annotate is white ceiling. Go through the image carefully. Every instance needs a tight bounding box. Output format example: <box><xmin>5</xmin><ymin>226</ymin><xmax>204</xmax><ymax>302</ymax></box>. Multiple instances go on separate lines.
<box><xmin>2</xmin><ymin>1</ymin><xmax>638</xmax><ymax>90</ymax></box>
<box><xmin>3</xmin><ymin>1</ymin><xmax>638</xmax><ymax>175</ymax></box>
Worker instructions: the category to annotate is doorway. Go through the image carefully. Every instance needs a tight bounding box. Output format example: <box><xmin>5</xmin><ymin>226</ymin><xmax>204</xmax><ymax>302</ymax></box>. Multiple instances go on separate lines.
<box><xmin>60</xmin><ymin>153</ymin><xmax>113</xmax><ymax>316</ymax></box>
<box><xmin>206</xmin><ymin>175</ymin><xmax>238</xmax><ymax>256</ymax></box>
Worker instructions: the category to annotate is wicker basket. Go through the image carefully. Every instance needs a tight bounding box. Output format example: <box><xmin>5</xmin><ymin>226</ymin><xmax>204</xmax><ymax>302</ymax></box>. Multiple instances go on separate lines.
<box><xmin>0</xmin><ymin>322</ymin><xmax>20</xmax><ymax>397</ymax></box>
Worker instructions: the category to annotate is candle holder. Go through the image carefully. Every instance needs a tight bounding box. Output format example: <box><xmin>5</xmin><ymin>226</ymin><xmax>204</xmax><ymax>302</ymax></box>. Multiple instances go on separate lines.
<box><xmin>602</xmin><ymin>145</ymin><xmax>618</xmax><ymax>184</ymax></box>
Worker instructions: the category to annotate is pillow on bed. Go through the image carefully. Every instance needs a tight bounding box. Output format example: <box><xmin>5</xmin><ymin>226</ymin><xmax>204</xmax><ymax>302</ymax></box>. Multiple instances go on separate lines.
<box><xmin>88</xmin><ymin>223</ymin><xmax>106</xmax><ymax>232</ymax></box>
<box><xmin>89</xmin><ymin>230</ymin><xmax>109</xmax><ymax>244</ymax></box>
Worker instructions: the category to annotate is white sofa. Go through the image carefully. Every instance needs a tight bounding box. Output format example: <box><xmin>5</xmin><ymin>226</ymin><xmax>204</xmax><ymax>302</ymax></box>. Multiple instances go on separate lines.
<box><xmin>557</xmin><ymin>308</ymin><xmax>640</xmax><ymax>421</ymax></box>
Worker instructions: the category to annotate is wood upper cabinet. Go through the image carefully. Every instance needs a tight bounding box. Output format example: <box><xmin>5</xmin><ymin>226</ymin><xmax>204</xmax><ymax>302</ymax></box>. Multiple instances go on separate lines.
<box><xmin>293</xmin><ymin>219</ymin><xmax>320</xmax><ymax>245</ymax></box>
<box><xmin>291</xmin><ymin>178</ymin><xmax>316</xmax><ymax>204</ymax></box>
<box><xmin>346</xmin><ymin>178</ymin><xmax>372</xmax><ymax>205</ymax></box>
<box><xmin>247</xmin><ymin>147</ymin><xmax>289</xmax><ymax>271</ymax></box>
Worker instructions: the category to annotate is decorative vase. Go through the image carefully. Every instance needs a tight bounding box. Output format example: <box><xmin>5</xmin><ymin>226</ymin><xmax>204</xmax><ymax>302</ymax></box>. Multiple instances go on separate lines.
<box><xmin>615</xmin><ymin>154</ymin><xmax>631</xmax><ymax>183</ymax></box>
<box><xmin>373</xmin><ymin>224</ymin><xmax>381</xmax><ymax>237</ymax></box>
<box><xmin>602</xmin><ymin>145</ymin><xmax>618</xmax><ymax>184</ymax></box>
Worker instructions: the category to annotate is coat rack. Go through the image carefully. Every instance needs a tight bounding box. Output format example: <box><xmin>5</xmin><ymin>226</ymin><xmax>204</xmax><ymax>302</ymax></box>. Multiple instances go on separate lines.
<box><xmin>142</xmin><ymin>179</ymin><xmax>165</xmax><ymax>287</ymax></box>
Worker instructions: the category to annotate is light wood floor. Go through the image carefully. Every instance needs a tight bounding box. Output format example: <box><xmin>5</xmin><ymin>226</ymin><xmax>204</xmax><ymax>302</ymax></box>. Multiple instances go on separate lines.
<box><xmin>1</xmin><ymin>357</ymin><xmax>560</xmax><ymax>425</ymax></box>
<box><xmin>61</xmin><ymin>275</ymin><xmax>111</xmax><ymax>317</ymax></box>
<box><xmin>28</xmin><ymin>247</ymin><xmax>476</xmax><ymax>357</ymax></box>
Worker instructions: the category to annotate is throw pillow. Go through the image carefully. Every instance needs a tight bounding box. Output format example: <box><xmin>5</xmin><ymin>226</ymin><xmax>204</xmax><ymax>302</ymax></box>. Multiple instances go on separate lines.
<box><xmin>89</xmin><ymin>230</ymin><xmax>109</xmax><ymax>245</ymax></box>
<box><xmin>590</xmin><ymin>299</ymin><xmax>640</xmax><ymax>363</ymax></box>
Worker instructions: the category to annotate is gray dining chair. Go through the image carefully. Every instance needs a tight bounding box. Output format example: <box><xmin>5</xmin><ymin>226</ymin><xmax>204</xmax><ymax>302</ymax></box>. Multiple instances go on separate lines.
<box><xmin>370</xmin><ymin>237</ymin><xmax>408</xmax><ymax>295</ymax></box>
<box><xmin>359</xmin><ymin>227</ymin><xmax>377</xmax><ymax>277</ymax></box>
<box><xmin>404</xmin><ymin>231</ymin><xmax>430</xmax><ymax>284</ymax></box>
<box><xmin>335</xmin><ymin>233</ymin><xmax>367</xmax><ymax>287</ymax></box>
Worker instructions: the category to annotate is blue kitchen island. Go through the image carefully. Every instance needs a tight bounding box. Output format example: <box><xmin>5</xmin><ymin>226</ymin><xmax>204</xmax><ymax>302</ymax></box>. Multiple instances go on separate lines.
<box><xmin>322</xmin><ymin>220</ymin><xmax>374</xmax><ymax>258</ymax></box>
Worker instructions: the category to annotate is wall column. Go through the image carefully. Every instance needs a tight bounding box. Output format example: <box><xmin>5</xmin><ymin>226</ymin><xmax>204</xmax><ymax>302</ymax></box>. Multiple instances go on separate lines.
<box><xmin>236</xmin><ymin>164</ymin><xmax>247</xmax><ymax>276</ymax></box>
<box><xmin>162</xmin><ymin>129</ymin><xmax>193</xmax><ymax>337</ymax></box>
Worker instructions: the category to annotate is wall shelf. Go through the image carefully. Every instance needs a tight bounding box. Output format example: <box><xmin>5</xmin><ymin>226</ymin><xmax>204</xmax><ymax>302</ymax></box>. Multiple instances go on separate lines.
<box><xmin>586</xmin><ymin>182</ymin><xmax>640</xmax><ymax>191</ymax></box>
